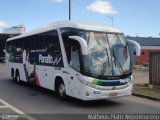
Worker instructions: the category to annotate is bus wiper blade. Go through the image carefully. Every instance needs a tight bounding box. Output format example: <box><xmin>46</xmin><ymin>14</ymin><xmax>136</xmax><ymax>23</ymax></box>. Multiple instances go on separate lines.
<box><xmin>100</xmin><ymin>48</ymin><xmax>110</xmax><ymax>75</ymax></box>
<box><xmin>112</xmin><ymin>48</ymin><xmax>125</xmax><ymax>75</ymax></box>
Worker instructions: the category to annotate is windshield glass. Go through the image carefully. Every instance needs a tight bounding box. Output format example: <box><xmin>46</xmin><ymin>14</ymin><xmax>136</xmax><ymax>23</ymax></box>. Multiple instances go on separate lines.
<box><xmin>79</xmin><ymin>30</ymin><xmax>131</xmax><ymax>77</ymax></box>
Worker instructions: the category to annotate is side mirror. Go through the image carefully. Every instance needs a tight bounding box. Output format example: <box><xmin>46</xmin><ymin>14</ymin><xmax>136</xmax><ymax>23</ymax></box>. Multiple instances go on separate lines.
<box><xmin>69</xmin><ymin>36</ymin><xmax>88</xmax><ymax>55</ymax></box>
<box><xmin>127</xmin><ymin>39</ymin><xmax>141</xmax><ymax>56</ymax></box>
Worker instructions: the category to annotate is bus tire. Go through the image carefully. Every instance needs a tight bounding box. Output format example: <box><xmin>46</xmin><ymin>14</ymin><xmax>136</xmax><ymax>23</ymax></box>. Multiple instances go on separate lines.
<box><xmin>55</xmin><ymin>78</ymin><xmax>66</xmax><ymax>99</ymax></box>
<box><xmin>15</xmin><ymin>70</ymin><xmax>20</xmax><ymax>83</ymax></box>
<box><xmin>11</xmin><ymin>68</ymin><xmax>14</xmax><ymax>80</ymax></box>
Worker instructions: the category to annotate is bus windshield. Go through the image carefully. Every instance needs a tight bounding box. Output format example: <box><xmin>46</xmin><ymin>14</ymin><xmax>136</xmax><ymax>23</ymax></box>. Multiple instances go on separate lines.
<box><xmin>79</xmin><ymin>30</ymin><xmax>131</xmax><ymax>77</ymax></box>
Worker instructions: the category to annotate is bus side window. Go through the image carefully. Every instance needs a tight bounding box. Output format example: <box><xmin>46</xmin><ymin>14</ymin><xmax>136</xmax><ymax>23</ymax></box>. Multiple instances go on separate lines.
<box><xmin>47</xmin><ymin>42</ymin><xmax>61</xmax><ymax>53</ymax></box>
<box><xmin>60</xmin><ymin>28</ymin><xmax>77</xmax><ymax>62</ymax></box>
<box><xmin>6</xmin><ymin>42</ymin><xmax>12</xmax><ymax>53</ymax></box>
<box><xmin>70</xmin><ymin>41</ymin><xmax>80</xmax><ymax>71</ymax></box>
<box><xmin>45</xmin><ymin>31</ymin><xmax>61</xmax><ymax>54</ymax></box>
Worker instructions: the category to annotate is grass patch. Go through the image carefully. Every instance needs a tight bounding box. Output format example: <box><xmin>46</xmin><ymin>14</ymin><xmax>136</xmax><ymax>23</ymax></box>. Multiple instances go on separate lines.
<box><xmin>133</xmin><ymin>84</ymin><xmax>160</xmax><ymax>99</ymax></box>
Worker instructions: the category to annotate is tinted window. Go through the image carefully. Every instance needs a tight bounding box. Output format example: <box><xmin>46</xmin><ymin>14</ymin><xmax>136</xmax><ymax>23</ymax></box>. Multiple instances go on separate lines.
<box><xmin>60</xmin><ymin>28</ymin><xmax>77</xmax><ymax>63</ymax></box>
<box><xmin>6</xmin><ymin>30</ymin><xmax>63</xmax><ymax>67</ymax></box>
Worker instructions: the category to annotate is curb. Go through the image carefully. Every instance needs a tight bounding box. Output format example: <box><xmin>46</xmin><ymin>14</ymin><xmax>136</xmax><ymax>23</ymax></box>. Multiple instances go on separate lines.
<box><xmin>132</xmin><ymin>92</ymin><xmax>160</xmax><ymax>102</ymax></box>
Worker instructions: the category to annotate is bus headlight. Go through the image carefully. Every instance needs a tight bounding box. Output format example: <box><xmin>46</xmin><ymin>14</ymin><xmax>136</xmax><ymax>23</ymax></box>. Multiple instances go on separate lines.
<box><xmin>78</xmin><ymin>78</ymin><xmax>89</xmax><ymax>85</ymax></box>
<box><xmin>127</xmin><ymin>78</ymin><xmax>133</xmax><ymax>86</ymax></box>
<box><xmin>78</xmin><ymin>77</ymin><xmax>96</xmax><ymax>88</ymax></box>
<box><xmin>130</xmin><ymin>75</ymin><xmax>133</xmax><ymax>81</ymax></box>
<box><xmin>79</xmin><ymin>79</ymin><xmax>89</xmax><ymax>85</ymax></box>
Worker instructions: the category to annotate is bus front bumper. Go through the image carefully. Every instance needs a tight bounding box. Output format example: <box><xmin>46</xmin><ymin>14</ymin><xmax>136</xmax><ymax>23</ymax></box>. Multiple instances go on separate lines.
<box><xmin>81</xmin><ymin>83</ymin><xmax>133</xmax><ymax>101</ymax></box>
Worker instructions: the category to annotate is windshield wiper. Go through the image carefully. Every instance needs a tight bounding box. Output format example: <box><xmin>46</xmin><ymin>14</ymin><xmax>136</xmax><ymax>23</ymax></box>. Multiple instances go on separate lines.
<box><xmin>95</xmin><ymin>39</ymin><xmax>111</xmax><ymax>75</ymax></box>
<box><xmin>100</xmin><ymin>49</ymin><xmax>110</xmax><ymax>75</ymax></box>
<box><xmin>96</xmin><ymin>39</ymin><xmax>115</xmax><ymax>76</ymax></box>
<box><xmin>111</xmin><ymin>48</ymin><xmax>125</xmax><ymax>75</ymax></box>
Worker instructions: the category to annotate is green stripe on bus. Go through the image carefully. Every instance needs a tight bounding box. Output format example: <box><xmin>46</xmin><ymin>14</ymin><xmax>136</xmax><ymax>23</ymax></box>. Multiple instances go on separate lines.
<box><xmin>92</xmin><ymin>79</ymin><xmax>103</xmax><ymax>86</ymax></box>
<box><xmin>97</xmin><ymin>80</ymin><xmax>103</xmax><ymax>86</ymax></box>
<box><xmin>91</xmin><ymin>79</ymin><xmax>99</xmax><ymax>85</ymax></box>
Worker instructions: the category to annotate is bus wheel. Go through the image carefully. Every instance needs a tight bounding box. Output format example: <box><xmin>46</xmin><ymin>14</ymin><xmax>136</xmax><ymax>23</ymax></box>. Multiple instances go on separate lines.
<box><xmin>58</xmin><ymin>81</ymin><xmax>66</xmax><ymax>99</ymax></box>
<box><xmin>15</xmin><ymin>71</ymin><xmax>20</xmax><ymax>83</ymax></box>
<box><xmin>11</xmin><ymin>69</ymin><xmax>14</xmax><ymax>81</ymax></box>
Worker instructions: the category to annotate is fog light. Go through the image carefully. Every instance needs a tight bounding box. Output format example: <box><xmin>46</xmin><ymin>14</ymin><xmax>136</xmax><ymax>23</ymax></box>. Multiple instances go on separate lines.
<box><xmin>86</xmin><ymin>92</ymin><xmax>90</xmax><ymax>96</ymax></box>
<box><xmin>93</xmin><ymin>91</ymin><xmax>101</xmax><ymax>94</ymax></box>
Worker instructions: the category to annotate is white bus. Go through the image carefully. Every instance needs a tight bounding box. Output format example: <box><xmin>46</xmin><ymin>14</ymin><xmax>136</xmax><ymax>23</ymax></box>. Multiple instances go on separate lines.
<box><xmin>5</xmin><ymin>21</ymin><xmax>140</xmax><ymax>100</ymax></box>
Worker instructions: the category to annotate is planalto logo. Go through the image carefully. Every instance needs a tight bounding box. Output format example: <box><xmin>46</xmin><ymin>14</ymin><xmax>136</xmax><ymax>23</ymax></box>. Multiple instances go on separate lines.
<box><xmin>39</xmin><ymin>54</ymin><xmax>61</xmax><ymax>65</ymax></box>
<box><xmin>120</xmin><ymin>79</ymin><xmax>130</xmax><ymax>84</ymax></box>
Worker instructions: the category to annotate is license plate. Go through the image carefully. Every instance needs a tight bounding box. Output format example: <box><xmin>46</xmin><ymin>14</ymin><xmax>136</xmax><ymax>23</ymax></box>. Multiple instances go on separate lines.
<box><xmin>109</xmin><ymin>92</ymin><xmax>118</xmax><ymax>97</ymax></box>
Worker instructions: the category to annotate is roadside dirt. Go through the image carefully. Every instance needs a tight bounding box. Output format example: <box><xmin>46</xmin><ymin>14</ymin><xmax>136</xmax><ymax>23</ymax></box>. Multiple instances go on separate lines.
<box><xmin>133</xmin><ymin>66</ymin><xmax>149</xmax><ymax>84</ymax></box>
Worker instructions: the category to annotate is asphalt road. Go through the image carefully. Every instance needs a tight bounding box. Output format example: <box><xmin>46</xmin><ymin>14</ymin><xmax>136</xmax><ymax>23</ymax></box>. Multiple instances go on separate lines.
<box><xmin>0</xmin><ymin>63</ymin><xmax>160</xmax><ymax>119</ymax></box>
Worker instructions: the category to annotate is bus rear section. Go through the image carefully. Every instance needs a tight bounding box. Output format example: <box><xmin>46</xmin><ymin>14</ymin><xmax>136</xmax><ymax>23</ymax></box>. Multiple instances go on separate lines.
<box><xmin>5</xmin><ymin>30</ymin><xmax>64</xmax><ymax>90</ymax></box>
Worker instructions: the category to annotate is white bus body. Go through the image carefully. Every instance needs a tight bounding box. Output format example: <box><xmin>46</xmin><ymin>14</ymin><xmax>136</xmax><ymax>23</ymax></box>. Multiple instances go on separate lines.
<box><xmin>5</xmin><ymin>21</ymin><xmax>140</xmax><ymax>100</ymax></box>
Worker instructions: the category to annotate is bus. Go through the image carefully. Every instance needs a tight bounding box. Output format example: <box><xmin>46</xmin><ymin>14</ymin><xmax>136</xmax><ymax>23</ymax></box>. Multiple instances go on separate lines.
<box><xmin>5</xmin><ymin>21</ymin><xmax>140</xmax><ymax>100</ymax></box>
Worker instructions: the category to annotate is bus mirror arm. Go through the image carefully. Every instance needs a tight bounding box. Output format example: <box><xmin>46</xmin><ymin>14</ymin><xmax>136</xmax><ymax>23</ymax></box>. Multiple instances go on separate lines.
<box><xmin>69</xmin><ymin>36</ymin><xmax>88</xmax><ymax>55</ymax></box>
<box><xmin>127</xmin><ymin>39</ymin><xmax>141</xmax><ymax>56</ymax></box>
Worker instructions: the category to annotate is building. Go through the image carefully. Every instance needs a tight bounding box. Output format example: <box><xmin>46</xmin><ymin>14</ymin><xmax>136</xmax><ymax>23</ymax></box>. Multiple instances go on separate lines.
<box><xmin>3</xmin><ymin>24</ymin><xmax>25</xmax><ymax>34</ymax></box>
<box><xmin>127</xmin><ymin>36</ymin><xmax>160</xmax><ymax>64</ymax></box>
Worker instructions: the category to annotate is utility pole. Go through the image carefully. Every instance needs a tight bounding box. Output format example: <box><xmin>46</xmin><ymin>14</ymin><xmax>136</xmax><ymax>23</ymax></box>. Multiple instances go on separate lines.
<box><xmin>69</xmin><ymin>0</ymin><xmax>71</xmax><ymax>21</ymax></box>
<box><xmin>107</xmin><ymin>16</ymin><xmax>113</xmax><ymax>26</ymax></box>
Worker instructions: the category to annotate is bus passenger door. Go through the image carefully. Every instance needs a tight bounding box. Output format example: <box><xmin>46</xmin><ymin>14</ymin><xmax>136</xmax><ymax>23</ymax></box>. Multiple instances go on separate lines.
<box><xmin>68</xmin><ymin>41</ymin><xmax>81</xmax><ymax>97</ymax></box>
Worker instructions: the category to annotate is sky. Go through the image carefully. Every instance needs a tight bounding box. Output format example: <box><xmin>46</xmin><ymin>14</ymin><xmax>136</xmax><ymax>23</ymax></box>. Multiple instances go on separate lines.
<box><xmin>0</xmin><ymin>0</ymin><xmax>160</xmax><ymax>37</ymax></box>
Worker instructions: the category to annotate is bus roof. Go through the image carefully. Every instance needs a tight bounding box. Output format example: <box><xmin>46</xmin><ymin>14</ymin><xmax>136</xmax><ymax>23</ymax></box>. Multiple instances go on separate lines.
<box><xmin>7</xmin><ymin>21</ymin><xmax>122</xmax><ymax>41</ymax></box>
